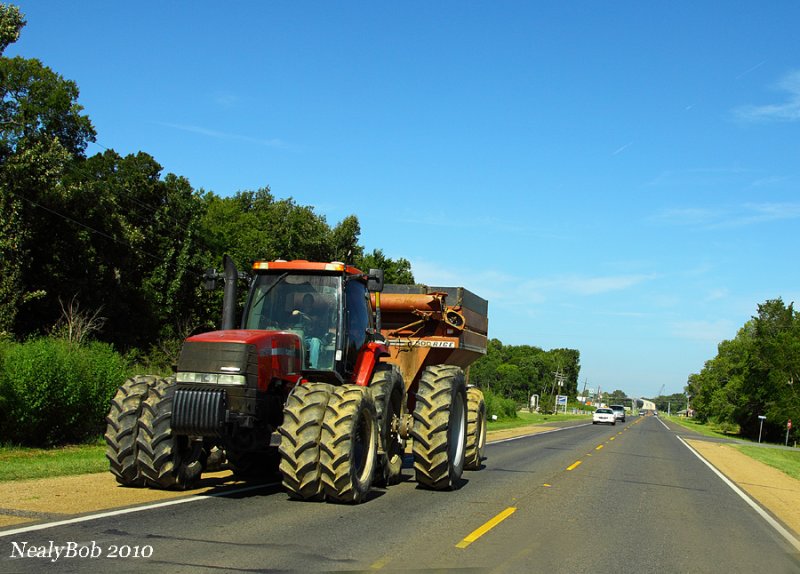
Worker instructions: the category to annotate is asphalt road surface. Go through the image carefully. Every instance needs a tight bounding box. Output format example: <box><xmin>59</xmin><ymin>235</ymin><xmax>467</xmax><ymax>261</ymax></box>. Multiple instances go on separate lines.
<box><xmin>2</xmin><ymin>415</ymin><xmax>799</xmax><ymax>573</ymax></box>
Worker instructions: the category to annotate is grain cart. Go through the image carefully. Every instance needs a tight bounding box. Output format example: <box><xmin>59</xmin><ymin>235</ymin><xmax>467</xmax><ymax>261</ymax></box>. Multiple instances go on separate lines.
<box><xmin>105</xmin><ymin>258</ymin><xmax>488</xmax><ymax>503</ymax></box>
<box><xmin>373</xmin><ymin>285</ymin><xmax>489</xmax><ymax>487</ymax></box>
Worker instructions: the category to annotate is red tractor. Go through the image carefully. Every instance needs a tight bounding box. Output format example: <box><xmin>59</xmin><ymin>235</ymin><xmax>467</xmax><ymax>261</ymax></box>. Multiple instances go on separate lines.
<box><xmin>105</xmin><ymin>257</ymin><xmax>488</xmax><ymax>503</ymax></box>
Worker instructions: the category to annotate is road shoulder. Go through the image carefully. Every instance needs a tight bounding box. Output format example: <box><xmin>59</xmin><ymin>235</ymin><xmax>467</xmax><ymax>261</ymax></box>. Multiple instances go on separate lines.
<box><xmin>685</xmin><ymin>439</ymin><xmax>800</xmax><ymax>538</ymax></box>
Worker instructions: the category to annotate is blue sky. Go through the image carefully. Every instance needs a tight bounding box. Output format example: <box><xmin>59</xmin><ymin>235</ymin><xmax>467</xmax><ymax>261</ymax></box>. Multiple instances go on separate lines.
<box><xmin>9</xmin><ymin>1</ymin><xmax>800</xmax><ymax>399</ymax></box>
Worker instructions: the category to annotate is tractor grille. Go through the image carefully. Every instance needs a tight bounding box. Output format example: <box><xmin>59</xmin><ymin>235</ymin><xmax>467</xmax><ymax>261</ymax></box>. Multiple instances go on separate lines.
<box><xmin>172</xmin><ymin>388</ymin><xmax>226</xmax><ymax>436</ymax></box>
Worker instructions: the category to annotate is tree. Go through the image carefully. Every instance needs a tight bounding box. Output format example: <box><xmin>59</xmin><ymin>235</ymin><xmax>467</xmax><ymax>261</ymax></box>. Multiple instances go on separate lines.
<box><xmin>687</xmin><ymin>299</ymin><xmax>799</xmax><ymax>442</ymax></box>
<box><xmin>470</xmin><ymin>339</ymin><xmax>581</xmax><ymax>405</ymax></box>
<box><xmin>0</xmin><ymin>4</ymin><xmax>96</xmax><ymax>333</ymax></box>
<box><xmin>0</xmin><ymin>4</ymin><xmax>24</xmax><ymax>54</ymax></box>
<box><xmin>330</xmin><ymin>215</ymin><xmax>363</xmax><ymax>264</ymax></box>
<box><xmin>357</xmin><ymin>248</ymin><xmax>414</xmax><ymax>284</ymax></box>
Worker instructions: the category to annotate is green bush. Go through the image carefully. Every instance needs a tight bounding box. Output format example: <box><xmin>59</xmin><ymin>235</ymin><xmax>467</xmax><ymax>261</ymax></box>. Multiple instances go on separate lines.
<box><xmin>483</xmin><ymin>388</ymin><xmax>518</xmax><ymax>420</ymax></box>
<box><xmin>0</xmin><ymin>338</ymin><xmax>129</xmax><ymax>446</ymax></box>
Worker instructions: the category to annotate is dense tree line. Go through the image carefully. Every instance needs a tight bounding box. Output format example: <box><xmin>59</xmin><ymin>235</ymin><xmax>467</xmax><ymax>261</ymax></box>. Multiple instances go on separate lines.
<box><xmin>687</xmin><ymin>298</ymin><xmax>799</xmax><ymax>443</ymax></box>
<box><xmin>0</xmin><ymin>5</ymin><xmax>412</xmax><ymax>356</ymax></box>
<box><xmin>470</xmin><ymin>338</ymin><xmax>580</xmax><ymax>409</ymax></box>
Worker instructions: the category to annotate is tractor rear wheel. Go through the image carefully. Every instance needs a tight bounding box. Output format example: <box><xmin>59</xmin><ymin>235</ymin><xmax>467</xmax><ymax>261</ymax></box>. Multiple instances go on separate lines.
<box><xmin>370</xmin><ymin>364</ymin><xmax>405</xmax><ymax>487</ymax></box>
<box><xmin>411</xmin><ymin>365</ymin><xmax>467</xmax><ymax>490</ymax></box>
<box><xmin>136</xmin><ymin>378</ymin><xmax>205</xmax><ymax>490</ymax></box>
<box><xmin>464</xmin><ymin>387</ymin><xmax>487</xmax><ymax>470</ymax></box>
<box><xmin>104</xmin><ymin>375</ymin><xmax>157</xmax><ymax>487</ymax></box>
<box><xmin>319</xmin><ymin>385</ymin><xmax>378</xmax><ymax>503</ymax></box>
<box><xmin>278</xmin><ymin>383</ymin><xmax>334</xmax><ymax>500</ymax></box>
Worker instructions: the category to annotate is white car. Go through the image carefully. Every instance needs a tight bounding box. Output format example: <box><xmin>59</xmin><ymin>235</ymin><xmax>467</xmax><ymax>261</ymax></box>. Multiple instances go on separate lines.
<box><xmin>593</xmin><ymin>408</ymin><xmax>616</xmax><ymax>425</ymax></box>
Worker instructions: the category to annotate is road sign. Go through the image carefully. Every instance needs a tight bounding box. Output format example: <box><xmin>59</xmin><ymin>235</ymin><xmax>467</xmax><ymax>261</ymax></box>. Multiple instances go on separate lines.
<box><xmin>556</xmin><ymin>395</ymin><xmax>568</xmax><ymax>405</ymax></box>
<box><xmin>789</xmin><ymin>419</ymin><xmax>792</xmax><ymax>430</ymax></box>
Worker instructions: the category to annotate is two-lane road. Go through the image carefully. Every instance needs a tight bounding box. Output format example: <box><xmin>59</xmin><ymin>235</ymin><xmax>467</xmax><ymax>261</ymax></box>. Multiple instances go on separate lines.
<box><xmin>3</xmin><ymin>416</ymin><xmax>799</xmax><ymax>573</ymax></box>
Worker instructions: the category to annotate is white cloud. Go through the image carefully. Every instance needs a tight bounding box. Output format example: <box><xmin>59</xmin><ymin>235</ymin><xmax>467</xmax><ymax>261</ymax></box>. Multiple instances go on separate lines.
<box><xmin>410</xmin><ymin>257</ymin><xmax>656</xmax><ymax>308</ymax></box>
<box><xmin>734</xmin><ymin>70</ymin><xmax>800</xmax><ymax>122</ymax></box>
<box><xmin>653</xmin><ymin>202</ymin><xmax>800</xmax><ymax>229</ymax></box>
<box><xmin>669</xmin><ymin>319</ymin><xmax>736</xmax><ymax>343</ymax></box>
<box><xmin>157</xmin><ymin>122</ymin><xmax>288</xmax><ymax>148</ymax></box>
<box><xmin>652</xmin><ymin>207</ymin><xmax>720</xmax><ymax>226</ymax></box>
<box><xmin>705</xmin><ymin>288</ymin><xmax>729</xmax><ymax>302</ymax></box>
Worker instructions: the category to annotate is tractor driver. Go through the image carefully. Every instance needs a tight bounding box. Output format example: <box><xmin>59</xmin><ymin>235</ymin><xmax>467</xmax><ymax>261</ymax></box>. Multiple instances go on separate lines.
<box><xmin>293</xmin><ymin>293</ymin><xmax>326</xmax><ymax>369</ymax></box>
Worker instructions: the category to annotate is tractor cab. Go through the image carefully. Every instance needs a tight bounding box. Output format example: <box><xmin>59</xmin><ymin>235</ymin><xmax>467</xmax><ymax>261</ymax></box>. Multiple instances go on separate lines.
<box><xmin>242</xmin><ymin>260</ymin><xmax>382</xmax><ymax>384</ymax></box>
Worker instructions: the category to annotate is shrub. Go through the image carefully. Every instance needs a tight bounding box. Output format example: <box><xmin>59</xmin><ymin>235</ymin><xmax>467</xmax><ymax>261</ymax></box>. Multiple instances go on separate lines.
<box><xmin>0</xmin><ymin>338</ymin><xmax>129</xmax><ymax>446</ymax></box>
<box><xmin>483</xmin><ymin>388</ymin><xmax>518</xmax><ymax>420</ymax></box>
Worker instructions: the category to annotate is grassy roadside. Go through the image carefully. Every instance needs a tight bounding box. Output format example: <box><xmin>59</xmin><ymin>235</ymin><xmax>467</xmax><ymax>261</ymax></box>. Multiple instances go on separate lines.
<box><xmin>663</xmin><ymin>415</ymin><xmax>741</xmax><ymax>440</ymax></box>
<box><xmin>487</xmin><ymin>410</ymin><xmax>589</xmax><ymax>431</ymax></box>
<box><xmin>665</xmin><ymin>415</ymin><xmax>800</xmax><ymax>481</ymax></box>
<box><xmin>733</xmin><ymin>445</ymin><xmax>800</xmax><ymax>481</ymax></box>
<box><xmin>0</xmin><ymin>440</ymin><xmax>107</xmax><ymax>482</ymax></box>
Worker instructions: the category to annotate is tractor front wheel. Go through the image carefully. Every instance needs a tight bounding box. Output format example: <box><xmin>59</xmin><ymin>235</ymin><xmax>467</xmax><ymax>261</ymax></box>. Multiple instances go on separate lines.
<box><xmin>104</xmin><ymin>375</ymin><xmax>158</xmax><ymax>487</ymax></box>
<box><xmin>136</xmin><ymin>378</ymin><xmax>205</xmax><ymax>490</ymax></box>
<box><xmin>278</xmin><ymin>383</ymin><xmax>334</xmax><ymax>500</ymax></box>
<box><xmin>319</xmin><ymin>385</ymin><xmax>378</xmax><ymax>504</ymax></box>
<box><xmin>411</xmin><ymin>365</ymin><xmax>467</xmax><ymax>490</ymax></box>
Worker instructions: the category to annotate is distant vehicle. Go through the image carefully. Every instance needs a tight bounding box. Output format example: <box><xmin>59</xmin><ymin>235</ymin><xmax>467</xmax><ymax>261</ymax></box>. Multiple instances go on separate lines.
<box><xmin>609</xmin><ymin>405</ymin><xmax>626</xmax><ymax>422</ymax></box>
<box><xmin>593</xmin><ymin>408</ymin><xmax>616</xmax><ymax>425</ymax></box>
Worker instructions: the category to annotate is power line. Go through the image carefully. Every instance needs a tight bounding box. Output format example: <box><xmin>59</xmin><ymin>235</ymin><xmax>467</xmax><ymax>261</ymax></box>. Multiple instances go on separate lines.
<box><xmin>7</xmin><ymin>189</ymin><xmax>204</xmax><ymax>279</ymax></box>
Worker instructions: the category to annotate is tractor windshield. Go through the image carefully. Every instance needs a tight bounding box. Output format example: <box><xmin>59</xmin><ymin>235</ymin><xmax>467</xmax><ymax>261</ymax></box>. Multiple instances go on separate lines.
<box><xmin>243</xmin><ymin>272</ymin><xmax>341</xmax><ymax>371</ymax></box>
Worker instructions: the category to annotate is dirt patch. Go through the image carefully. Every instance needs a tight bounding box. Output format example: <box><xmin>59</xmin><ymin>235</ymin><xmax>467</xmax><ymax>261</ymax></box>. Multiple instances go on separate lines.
<box><xmin>0</xmin><ymin>471</ymin><xmax>241</xmax><ymax>530</ymax></box>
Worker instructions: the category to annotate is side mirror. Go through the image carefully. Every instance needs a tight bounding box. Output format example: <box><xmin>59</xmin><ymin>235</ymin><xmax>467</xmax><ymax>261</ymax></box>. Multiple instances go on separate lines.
<box><xmin>367</xmin><ymin>269</ymin><xmax>384</xmax><ymax>293</ymax></box>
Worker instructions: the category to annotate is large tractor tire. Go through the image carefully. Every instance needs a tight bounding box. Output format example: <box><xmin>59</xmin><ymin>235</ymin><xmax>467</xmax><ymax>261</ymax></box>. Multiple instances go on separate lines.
<box><xmin>411</xmin><ymin>365</ymin><xmax>467</xmax><ymax>490</ymax></box>
<box><xmin>464</xmin><ymin>387</ymin><xmax>487</xmax><ymax>470</ymax></box>
<box><xmin>319</xmin><ymin>385</ymin><xmax>378</xmax><ymax>504</ymax></box>
<box><xmin>370</xmin><ymin>364</ymin><xmax>405</xmax><ymax>487</ymax></box>
<box><xmin>136</xmin><ymin>378</ymin><xmax>205</xmax><ymax>490</ymax></box>
<box><xmin>278</xmin><ymin>383</ymin><xmax>334</xmax><ymax>500</ymax></box>
<box><xmin>104</xmin><ymin>375</ymin><xmax>158</xmax><ymax>487</ymax></box>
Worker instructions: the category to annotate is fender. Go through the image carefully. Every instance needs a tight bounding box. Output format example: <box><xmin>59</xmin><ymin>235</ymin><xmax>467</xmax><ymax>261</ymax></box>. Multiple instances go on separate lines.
<box><xmin>353</xmin><ymin>341</ymin><xmax>391</xmax><ymax>387</ymax></box>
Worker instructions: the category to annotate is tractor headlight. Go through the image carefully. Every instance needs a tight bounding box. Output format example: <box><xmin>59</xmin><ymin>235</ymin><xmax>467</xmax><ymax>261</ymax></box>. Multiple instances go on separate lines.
<box><xmin>177</xmin><ymin>372</ymin><xmax>247</xmax><ymax>385</ymax></box>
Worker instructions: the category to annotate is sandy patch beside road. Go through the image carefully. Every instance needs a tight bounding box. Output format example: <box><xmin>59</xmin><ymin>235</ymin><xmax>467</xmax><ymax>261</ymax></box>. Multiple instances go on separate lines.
<box><xmin>0</xmin><ymin>471</ymin><xmax>241</xmax><ymax>529</ymax></box>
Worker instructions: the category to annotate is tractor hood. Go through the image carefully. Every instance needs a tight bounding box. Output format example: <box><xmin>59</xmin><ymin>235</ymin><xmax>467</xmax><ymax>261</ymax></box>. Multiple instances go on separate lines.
<box><xmin>179</xmin><ymin>329</ymin><xmax>304</xmax><ymax>392</ymax></box>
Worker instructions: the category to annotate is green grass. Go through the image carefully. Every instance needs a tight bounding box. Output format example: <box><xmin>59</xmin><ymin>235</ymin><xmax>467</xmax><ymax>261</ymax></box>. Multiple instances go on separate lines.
<box><xmin>0</xmin><ymin>440</ymin><xmax>107</xmax><ymax>482</ymax></box>
<box><xmin>487</xmin><ymin>410</ymin><xmax>589</xmax><ymax>431</ymax></box>
<box><xmin>665</xmin><ymin>415</ymin><xmax>741</xmax><ymax>440</ymax></box>
<box><xmin>733</xmin><ymin>445</ymin><xmax>800</xmax><ymax>481</ymax></box>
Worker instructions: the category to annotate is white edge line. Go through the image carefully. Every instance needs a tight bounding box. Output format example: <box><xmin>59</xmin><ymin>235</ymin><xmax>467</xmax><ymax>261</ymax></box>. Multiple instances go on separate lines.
<box><xmin>488</xmin><ymin>422</ymin><xmax>593</xmax><ymax>445</ymax></box>
<box><xmin>0</xmin><ymin>482</ymin><xmax>279</xmax><ymax>538</ymax></box>
<box><xmin>677</xmin><ymin>435</ymin><xmax>800</xmax><ymax>552</ymax></box>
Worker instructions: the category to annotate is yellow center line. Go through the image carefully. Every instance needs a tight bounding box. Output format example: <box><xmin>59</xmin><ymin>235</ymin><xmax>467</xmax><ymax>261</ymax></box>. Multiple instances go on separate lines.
<box><xmin>456</xmin><ymin>507</ymin><xmax>517</xmax><ymax>549</ymax></box>
<box><xmin>370</xmin><ymin>557</ymin><xmax>391</xmax><ymax>570</ymax></box>
<box><xmin>566</xmin><ymin>460</ymin><xmax>582</xmax><ymax>471</ymax></box>
<box><xmin>595</xmin><ymin>444</ymin><xmax>604</xmax><ymax>450</ymax></box>
<box><xmin>609</xmin><ymin>436</ymin><xmax>616</xmax><ymax>441</ymax></box>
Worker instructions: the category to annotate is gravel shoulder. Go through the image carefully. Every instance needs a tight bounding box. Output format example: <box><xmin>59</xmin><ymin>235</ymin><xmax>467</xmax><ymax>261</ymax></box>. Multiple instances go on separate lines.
<box><xmin>2</xmin><ymin>421</ymin><xmax>798</xmax><ymax>539</ymax></box>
